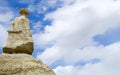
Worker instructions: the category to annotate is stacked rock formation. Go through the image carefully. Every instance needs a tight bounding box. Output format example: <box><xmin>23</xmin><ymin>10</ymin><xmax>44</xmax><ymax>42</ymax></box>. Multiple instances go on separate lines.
<box><xmin>1</xmin><ymin>8</ymin><xmax>56</xmax><ymax>75</ymax></box>
<box><xmin>3</xmin><ymin>8</ymin><xmax>33</xmax><ymax>54</ymax></box>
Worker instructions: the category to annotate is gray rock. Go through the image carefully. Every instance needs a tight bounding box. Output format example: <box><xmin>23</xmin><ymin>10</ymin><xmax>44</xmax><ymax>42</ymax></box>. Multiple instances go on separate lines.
<box><xmin>0</xmin><ymin>53</ymin><xmax>56</xmax><ymax>75</ymax></box>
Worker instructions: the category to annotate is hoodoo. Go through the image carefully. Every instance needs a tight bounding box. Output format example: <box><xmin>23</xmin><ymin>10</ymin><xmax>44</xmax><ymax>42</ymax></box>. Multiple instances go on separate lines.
<box><xmin>1</xmin><ymin>8</ymin><xmax>56</xmax><ymax>75</ymax></box>
<box><xmin>3</xmin><ymin>8</ymin><xmax>34</xmax><ymax>54</ymax></box>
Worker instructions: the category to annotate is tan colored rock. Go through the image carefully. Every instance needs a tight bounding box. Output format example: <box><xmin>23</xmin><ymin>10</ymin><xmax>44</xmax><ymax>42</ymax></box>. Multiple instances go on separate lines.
<box><xmin>3</xmin><ymin>8</ymin><xmax>34</xmax><ymax>54</ymax></box>
<box><xmin>0</xmin><ymin>53</ymin><xmax>56</xmax><ymax>75</ymax></box>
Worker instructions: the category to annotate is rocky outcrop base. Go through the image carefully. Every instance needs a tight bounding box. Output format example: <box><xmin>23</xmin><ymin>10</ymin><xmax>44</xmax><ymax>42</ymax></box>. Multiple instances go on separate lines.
<box><xmin>0</xmin><ymin>54</ymin><xmax>55</xmax><ymax>75</ymax></box>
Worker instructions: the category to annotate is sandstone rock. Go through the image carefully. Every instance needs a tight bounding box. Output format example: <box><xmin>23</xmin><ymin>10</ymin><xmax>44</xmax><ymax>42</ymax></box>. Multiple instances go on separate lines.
<box><xmin>0</xmin><ymin>53</ymin><xmax>56</xmax><ymax>75</ymax></box>
<box><xmin>3</xmin><ymin>8</ymin><xmax>34</xmax><ymax>54</ymax></box>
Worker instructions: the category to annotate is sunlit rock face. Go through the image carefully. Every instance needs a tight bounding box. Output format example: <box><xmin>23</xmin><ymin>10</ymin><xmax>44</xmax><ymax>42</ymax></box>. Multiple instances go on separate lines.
<box><xmin>1</xmin><ymin>8</ymin><xmax>56</xmax><ymax>75</ymax></box>
<box><xmin>3</xmin><ymin>8</ymin><xmax>34</xmax><ymax>54</ymax></box>
<box><xmin>0</xmin><ymin>54</ymin><xmax>56</xmax><ymax>75</ymax></box>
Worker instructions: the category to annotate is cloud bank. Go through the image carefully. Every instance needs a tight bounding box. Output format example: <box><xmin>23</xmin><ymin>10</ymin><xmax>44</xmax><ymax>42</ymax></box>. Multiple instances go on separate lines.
<box><xmin>34</xmin><ymin>0</ymin><xmax>120</xmax><ymax>75</ymax></box>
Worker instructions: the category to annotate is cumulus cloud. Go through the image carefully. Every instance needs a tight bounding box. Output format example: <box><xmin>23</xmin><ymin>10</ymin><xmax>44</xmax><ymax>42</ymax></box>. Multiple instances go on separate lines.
<box><xmin>36</xmin><ymin>0</ymin><xmax>120</xmax><ymax>64</ymax></box>
<box><xmin>27</xmin><ymin>0</ymin><xmax>75</xmax><ymax>14</ymax></box>
<box><xmin>28</xmin><ymin>0</ymin><xmax>120</xmax><ymax>75</ymax></box>
<box><xmin>54</xmin><ymin>42</ymin><xmax>120</xmax><ymax>75</ymax></box>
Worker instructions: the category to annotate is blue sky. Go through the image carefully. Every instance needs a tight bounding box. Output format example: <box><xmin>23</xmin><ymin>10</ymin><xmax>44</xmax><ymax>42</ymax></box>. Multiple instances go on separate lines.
<box><xmin>0</xmin><ymin>0</ymin><xmax>120</xmax><ymax>75</ymax></box>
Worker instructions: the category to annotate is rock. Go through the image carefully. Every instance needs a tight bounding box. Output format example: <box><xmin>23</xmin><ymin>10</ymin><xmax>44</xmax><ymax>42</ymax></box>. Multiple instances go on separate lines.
<box><xmin>3</xmin><ymin>8</ymin><xmax>34</xmax><ymax>54</ymax></box>
<box><xmin>0</xmin><ymin>53</ymin><xmax>56</xmax><ymax>75</ymax></box>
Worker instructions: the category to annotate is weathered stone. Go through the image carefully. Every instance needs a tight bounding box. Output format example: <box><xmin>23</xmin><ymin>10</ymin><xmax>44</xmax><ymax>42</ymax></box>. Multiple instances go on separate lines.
<box><xmin>3</xmin><ymin>8</ymin><xmax>34</xmax><ymax>54</ymax></box>
<box><xmin>0</xmin><ymin>53</ymin><xmax>56</xmax><ymax>75</ymax></box>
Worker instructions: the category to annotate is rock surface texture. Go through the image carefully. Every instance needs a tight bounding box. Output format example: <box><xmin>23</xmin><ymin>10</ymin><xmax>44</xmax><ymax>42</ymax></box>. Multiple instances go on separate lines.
<box><xmin>0</xmin><ymin>54</ymin><xmax>56</xmax><ymax>75</ymax></box>
<box><xmin>3</xmin><ymin>8</ymin><xmax>34</xmax><ymax>54</ymax></box>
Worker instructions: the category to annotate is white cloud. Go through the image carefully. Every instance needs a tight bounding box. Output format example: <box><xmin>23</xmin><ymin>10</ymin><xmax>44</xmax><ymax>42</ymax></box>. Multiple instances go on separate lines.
<box><xmin>54</xmin><ymin>42</ymin><xmax>120</xmax><ymax>75</ymax></box>
<box><xmin>0</xmin><ymin>11</ymin><xmax>14</xmax><ymax>25</ymax></box>
<box><xmin>0</xmin><ymin>25</ymin><xmax>8</xmax><ymax>48</ymax></box>
<box><xmin>32</xmin><ymin>0</ymin><xmax>120</xmax><ymax>74</ymax></box>
<box><xmin>0</xmin><ymin>0</ymin><xmax>14</xmax><ymax>48</ymax></box>
<box><xmin>36</xmin><ymin>0</ymin><xmax>120</xmax><ymax>65</ymax></box>
<box><xmin>0</xmin><ymin>1</ymin><xmax>14</xmax><ymax>27</ymax></box>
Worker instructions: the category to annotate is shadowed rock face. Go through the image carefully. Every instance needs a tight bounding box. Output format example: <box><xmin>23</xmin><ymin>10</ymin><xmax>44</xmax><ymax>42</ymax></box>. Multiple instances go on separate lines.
<box><xmin>3</xmin><ymin>8</ymin><xmax>34</xmax><ymax>54</ymax></box>
<box><xmin>0</xmin><ymin>54</ymin><xmax>56</xmax><ymax>75</ymax></box>
<box><xmin>3</xmin><ymin>42</ymin><xmax>33</xmax><ymax>54</ymax></box>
